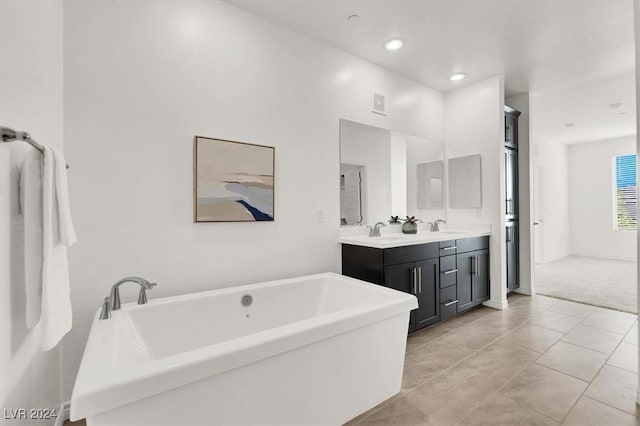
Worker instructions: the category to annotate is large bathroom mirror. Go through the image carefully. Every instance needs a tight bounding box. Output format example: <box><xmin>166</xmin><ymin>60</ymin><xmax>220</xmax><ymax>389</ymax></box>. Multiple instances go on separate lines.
<box><xmin>339</xmin><ymin>119</ymin><xmax>445</xmax><ymax>225</ymax></box>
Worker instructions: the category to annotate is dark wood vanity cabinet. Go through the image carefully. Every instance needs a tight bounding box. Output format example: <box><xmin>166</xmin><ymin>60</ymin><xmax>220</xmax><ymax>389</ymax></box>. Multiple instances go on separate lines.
<box><xmin>342</xmin><ymin>236</ymin><xmax>490</xmax><ymax>333</ymax></box>
<box><xmin>456</xmin><ymin>248</ymin><xmax>490</xmax><ymax>312</ymax></box>
<box><xmin>385</xmin><ymin>259</ymin><xmax>439</xmax><ymax>331</ymax></box>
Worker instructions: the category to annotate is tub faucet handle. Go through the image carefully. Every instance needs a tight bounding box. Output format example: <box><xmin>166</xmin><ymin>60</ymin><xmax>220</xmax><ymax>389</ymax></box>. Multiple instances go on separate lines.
<box><xmin>99</xmin><ymin>297</ymin><xmax>111</xmax><ymax>320</ymax></box>
<box><xmin>137</xmin><ymin>284</ymin><xmax>156</xmax><ymax>305</ymax></box>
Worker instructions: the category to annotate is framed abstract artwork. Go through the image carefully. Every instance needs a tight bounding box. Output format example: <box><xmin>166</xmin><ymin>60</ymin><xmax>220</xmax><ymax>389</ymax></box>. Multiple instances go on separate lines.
<box><xmin>194</xmin><ymin>136</ymin><xmax>275</xmax><ymax>222</ymax></box>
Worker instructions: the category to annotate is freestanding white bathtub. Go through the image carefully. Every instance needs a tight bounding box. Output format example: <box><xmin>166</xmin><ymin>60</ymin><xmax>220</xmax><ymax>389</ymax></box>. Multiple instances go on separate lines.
<box><xmin>70</xmin><ymin>272</ymin><xmax>417</xmax><ymax>425</ymax></box>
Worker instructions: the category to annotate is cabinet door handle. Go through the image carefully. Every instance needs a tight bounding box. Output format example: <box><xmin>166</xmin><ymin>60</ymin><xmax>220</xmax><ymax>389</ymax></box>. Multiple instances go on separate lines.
<box><xmin>443</xmin><ymin>246</ymin><xmax>457</xmax><ymax>251</ymax></box>
<box><xmin>443</xmin><ymin>269</ymin><xmax>458</xmax><ymax>275</ymax></box>
<box><xmin>474</xmin><ymin>256</ymin><xmax>480</xmax><ymax>277</ymax></box>
<box><xmin>506</xmin><ymin>198</ymin><xmax>513</xmax><ymax>215</ymax></box>
<box><xmin>471</xmin><ymin>256</ymin><xmax>476</xmax><ymax>276</ymax></box>
<box><xmin>506</xmin><ymin>227</ymin><xmax>513</xmax><ymax>242</ymax></box>
<box><xmin>411</xmin><ymin>268</ymin><xmax>417</xmax><ymax>294</ymax></box>
<box><xmin>418</xmin><ymin>266</ymin><xmax>422</xmax><ymax>294</ymax></box>
<box><xmin>444</xmin><ymin>300</ymin><xmax>458</xmax><ymax>307</ymax></box>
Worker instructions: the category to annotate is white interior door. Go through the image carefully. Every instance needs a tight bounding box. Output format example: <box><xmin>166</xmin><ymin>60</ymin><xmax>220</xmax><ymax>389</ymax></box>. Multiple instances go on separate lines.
<box><xmin>343</xmin><ymin>168</ymin><xmax>363</xmax><ymax>225</ymax></box>
<box><xmin>533</xmin><ymin>166</ymin><xmax>544</xmax><ymax>264</ymax></box>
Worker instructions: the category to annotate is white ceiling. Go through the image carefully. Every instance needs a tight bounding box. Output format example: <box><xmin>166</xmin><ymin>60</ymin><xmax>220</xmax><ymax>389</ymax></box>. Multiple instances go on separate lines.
<box><xmin>533</xmin><ymin>71</ymin><xmax>636</xmax><ymax>145</ymax></box>
<box><xmin>228</xmin><ymin>0</ymin><xmax>636</xmax><ymax>144</ymax></box>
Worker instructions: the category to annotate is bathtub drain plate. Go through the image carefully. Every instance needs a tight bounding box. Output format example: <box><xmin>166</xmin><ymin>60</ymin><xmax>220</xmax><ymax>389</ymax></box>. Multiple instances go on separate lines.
<box><xmin>241</xmin><ymin>294</ymin><xmax>253</xmax><ymax>307</ymax></box>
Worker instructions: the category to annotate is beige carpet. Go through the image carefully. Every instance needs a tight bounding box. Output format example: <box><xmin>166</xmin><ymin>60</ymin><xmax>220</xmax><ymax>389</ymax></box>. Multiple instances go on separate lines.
<box><xmin>535</xmin><ymin>256</ymin><xmax>637</xmax><ymax>314</ymax></box>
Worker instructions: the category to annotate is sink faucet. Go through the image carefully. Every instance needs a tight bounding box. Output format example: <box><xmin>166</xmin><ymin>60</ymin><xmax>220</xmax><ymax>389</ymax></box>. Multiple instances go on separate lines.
<box><xmin>367</xmin><ymin>222</ymin><xmax>387</xmax><ymax>237</ymax></box>
<box><xmin>100</xmin><ymin>276</ymin><xmax>157</xmax><ymax>319</ymax></box>
<box><xmin>430</xmin><ymin>219</ymin><xmax>446</xmax><ymax>232</ymax></box>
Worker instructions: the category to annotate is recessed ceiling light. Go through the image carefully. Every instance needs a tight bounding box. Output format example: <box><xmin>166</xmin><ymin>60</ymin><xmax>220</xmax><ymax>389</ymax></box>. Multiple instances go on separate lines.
<box><xmin>609</xmin><ymin>102</ymin><xmax>624</xmax><ymax>109</ymax></box>
<box><xmin>449</xmin><ymin>73</ymin><xmax>467</xmax><ymax>81</ymax></box>
<box><xmin>347</xmin><ymin>14</ymin><xmax>359</xmax><ymax>22</ymax></box>
<box><xmin>385</xmin><ymin>39</ymin><xmax>404</xmax><ymax>51</ymax></box>
<box><xmin>564</xmin><ymin>123</ymin><xmax>575</xmax><ymax>128</ymax></box>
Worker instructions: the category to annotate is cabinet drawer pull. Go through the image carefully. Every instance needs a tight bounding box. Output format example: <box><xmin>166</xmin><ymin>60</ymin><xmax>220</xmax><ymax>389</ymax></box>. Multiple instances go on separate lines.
<box><xmin>442</xmin><ymin>246</ymin><xmax>457</xmax><ymax>251</ymax></box>
<box><xmin>443</xmin><ymin>269</ymin><xmax>458</xmax><ymax>275</ymax></box>
<box><xmin>443</xmin><ymin>300</ymin><xmax>458</xmax><ymax>307</ymax></box>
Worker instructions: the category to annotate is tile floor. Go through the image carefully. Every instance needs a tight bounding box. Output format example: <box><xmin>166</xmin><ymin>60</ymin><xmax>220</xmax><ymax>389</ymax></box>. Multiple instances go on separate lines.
<box><xmin>347</xmin><ymin>294</ymin><xmax>640</xmax><ymax>426</ymax></box>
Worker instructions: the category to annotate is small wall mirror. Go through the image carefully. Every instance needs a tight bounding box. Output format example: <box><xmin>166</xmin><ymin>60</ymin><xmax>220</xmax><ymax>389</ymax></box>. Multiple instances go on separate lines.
<box><xmin>448</xmin><ymin>154</ymin><xmax>482</xmax><ymax>208</ymax></box>
<box><xmin>417</xmin><ymin>161</ymin><xmax>444</xmax><ymax>209</ymax></box>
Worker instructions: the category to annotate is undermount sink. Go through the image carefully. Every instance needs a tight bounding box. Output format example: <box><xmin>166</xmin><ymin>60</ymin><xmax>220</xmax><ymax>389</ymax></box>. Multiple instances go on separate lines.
<box><xmin>436</xmin><ymin>230</ymin><xmax>468</xmax><ymax>235</ymax></box>
<box><xmin>375</xmin><ymin>235</ymin><xmax>416</xmax><ymax>241</ymax></box>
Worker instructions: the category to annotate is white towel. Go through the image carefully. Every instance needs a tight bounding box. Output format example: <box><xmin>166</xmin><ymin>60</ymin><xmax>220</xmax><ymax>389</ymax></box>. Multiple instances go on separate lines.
<box><xmin>53</xmin><ymin>150</ymin><xmax>77</xmax><ymax>246</ymax></box>
<box><xmin>20</xmin><ymin>146</ymin><xmax>76</xmax><ymax>350</ymax></box>
<box><xmin>20</xmin><ymin>152</ymin><xmax>44</xmax><ymax>328</ymax></box>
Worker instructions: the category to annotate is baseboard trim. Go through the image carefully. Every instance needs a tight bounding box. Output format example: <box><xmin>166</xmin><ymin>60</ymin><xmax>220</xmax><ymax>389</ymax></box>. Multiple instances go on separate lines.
<box><xmin>568</xmin><ymin>252</ymin><xmax>636</xmax><ymax>262</ymax></box>
<box><xmin>483</xmin><ymin>299</ymin><xmax>508</xmax><ymax>310</ymax></box>
<box><xmin>535</xmin><ymin>291</ymin><xmax>637</xmax><ymax>315</ymax></box>
<box><xmin>514</xmin><ymin>287</ymin><xmax>534</xmax><ymax>296</ymax></box>
<box><xmin>54</xmin><ymin>401</ymin><xmax>70</xmax><ymax>426</ymax></box>
<box><xmin>540</xmin><ymin>253</ymin><xmax>570</xmax><ymax>264</ymax></box>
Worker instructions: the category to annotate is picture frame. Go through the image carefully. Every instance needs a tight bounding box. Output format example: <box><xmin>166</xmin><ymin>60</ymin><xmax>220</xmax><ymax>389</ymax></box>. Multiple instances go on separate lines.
<box><xmin>193</xmin><ymin>136</ymin><xmax>275</xmax><ymax>222</ymax></box>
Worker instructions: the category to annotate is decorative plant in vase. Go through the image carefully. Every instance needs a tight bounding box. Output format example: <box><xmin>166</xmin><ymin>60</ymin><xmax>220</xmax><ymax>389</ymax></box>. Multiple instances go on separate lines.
<box><xmin>401</xmin><ymin>216</ymin><xmax>421</xmax><ymax>234</ymax></box>
<box><xmin>388</xmin><ymin>216</ymin><xmax>402</xmax><ymax>225</ymax></box>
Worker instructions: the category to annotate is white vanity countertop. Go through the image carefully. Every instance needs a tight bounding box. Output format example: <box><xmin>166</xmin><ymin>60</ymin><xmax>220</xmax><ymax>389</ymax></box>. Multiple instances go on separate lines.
<box><xmin>338</xmin><ymin>229</ymin><xmax>491</xmax><ymax>249</ymax></box>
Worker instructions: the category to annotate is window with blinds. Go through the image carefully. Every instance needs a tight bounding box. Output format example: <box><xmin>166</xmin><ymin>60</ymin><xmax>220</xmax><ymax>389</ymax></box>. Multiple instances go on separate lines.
<box><xmin>615</xmin><ymin>154</ymin><xmax>637</xmax><ymax>231</ymax></box>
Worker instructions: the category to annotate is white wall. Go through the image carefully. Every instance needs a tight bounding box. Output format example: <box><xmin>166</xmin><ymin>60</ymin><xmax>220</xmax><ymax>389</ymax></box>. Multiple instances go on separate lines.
<box><xmin>445</xmin><ymin>76</ymin><xmax>507</xmax><ymax>309</ymax></box>
<box><xmin>568</xmin><ymin>136</ymin><xmax>637</xmax><ymax>261</ymax></box>
<box><xmin>530</xmin><ymin>87</ymin><xmax>572</xmax><ymax>266</ymax></box>
<box><xmin>0</xmin><ymin>0</ymin><xmax>64</xmax><ymax>422</ymax></box>
<box><xmin>506</xmin><ymin>94</ymin><xmax>534</xmax><ymax>295</ymax></box>
<box><xmin>62</xmin><ymin>0</ymin><xmax>445</xmax><ymax>399</ymax></box>
<box><xmin>534</xmin><ymin>135</ymin><xmax>571</xmax><ymax>263</ymax></box>
<box><xmin>633</xmin><ymin>0</ymin><xmax>640</xmax><ymax>404</ymax></box>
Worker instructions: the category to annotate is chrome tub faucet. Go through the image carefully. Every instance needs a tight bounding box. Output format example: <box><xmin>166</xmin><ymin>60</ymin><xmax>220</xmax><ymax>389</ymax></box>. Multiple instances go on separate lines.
<box><xmin>100</xmin><ymin>276</ymin><xmax>157</xmax><ymax>320</ymax></box>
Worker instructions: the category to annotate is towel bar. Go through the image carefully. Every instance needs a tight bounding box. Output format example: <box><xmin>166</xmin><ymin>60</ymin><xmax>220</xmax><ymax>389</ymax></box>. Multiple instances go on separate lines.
<box><xmin>1</xmin><ymin>126</ymin><xmax>70</xmax><ymax>169</ymax></box>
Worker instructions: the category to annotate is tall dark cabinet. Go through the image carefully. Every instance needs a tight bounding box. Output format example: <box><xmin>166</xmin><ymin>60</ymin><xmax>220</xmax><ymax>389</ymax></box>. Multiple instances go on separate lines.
<box><xmin>505</xmin><ymin>106</ymin><xmax>521</xmax><ymax>293</ymax></box>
